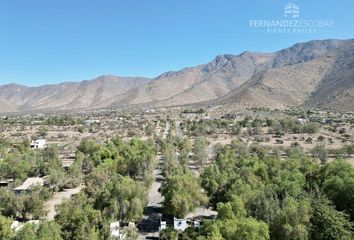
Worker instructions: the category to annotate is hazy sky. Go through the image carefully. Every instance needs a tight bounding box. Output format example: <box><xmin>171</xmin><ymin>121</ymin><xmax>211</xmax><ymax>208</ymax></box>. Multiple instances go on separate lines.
<box><xmin>0</xmin><ymin>0</ymin><xmax>353</xmax><ymax>86</ymax></box>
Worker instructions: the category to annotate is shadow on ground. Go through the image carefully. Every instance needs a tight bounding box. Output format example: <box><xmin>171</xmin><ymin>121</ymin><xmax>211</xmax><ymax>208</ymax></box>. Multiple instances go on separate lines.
<box><xmin>138</xmin><ymin>206</ymin><xmax>163</xmax><ymax>233</ymax></box>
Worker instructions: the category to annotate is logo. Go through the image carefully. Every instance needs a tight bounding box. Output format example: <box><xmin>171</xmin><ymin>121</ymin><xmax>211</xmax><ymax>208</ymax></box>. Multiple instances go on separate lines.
<box><xmin>249</xmin><ymin>3</ymin><xmax>334</xmax><ymax>34</ymax></box>
<box><xmin>284</xmin><ymin>3</ymin><xmax>300</xmax><ymax>18</ymax></box>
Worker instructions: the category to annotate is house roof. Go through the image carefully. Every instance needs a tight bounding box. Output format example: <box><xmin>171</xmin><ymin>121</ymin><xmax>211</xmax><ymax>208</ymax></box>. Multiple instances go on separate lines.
<box><xmin>0</xmin><ymin>179</ymin><xmax>14</xmax><ymax>184</ymax></box>
<box><xmin>14</xmin><ymin>177</ymin><xmax>45</xmax><ymax>191</ymax></box>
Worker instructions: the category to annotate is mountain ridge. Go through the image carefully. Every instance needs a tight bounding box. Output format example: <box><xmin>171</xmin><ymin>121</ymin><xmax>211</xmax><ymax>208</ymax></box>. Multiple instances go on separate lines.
<box><xmin>1</xmin><ymin>38</ymin><xmax>353</xmax><ymax>113</ymax></box>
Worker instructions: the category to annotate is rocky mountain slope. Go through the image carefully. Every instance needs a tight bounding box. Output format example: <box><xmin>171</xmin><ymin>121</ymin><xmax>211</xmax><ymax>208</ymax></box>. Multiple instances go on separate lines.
<box><xmin>0</xmin><ymin>76</ymin><xmax>150</xmax><ymax>112</ymax></box>
<box><xmin>219</xmin><ymin>39</ymin><xmax>354</xmax><ymax>111</ymax></box>
<box><xmin>0</xmin><ymin>38</ymin><xmax>353</xmax><ymax>113</ymax></box>
<box><xmin>105</xmin><ymin>52</ymin><xmax>276</xmax><ymax>108</ymax></box>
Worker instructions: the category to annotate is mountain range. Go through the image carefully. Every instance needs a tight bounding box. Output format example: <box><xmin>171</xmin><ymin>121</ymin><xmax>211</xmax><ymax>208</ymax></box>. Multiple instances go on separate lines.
<box><xmin>0</xmin><ymin>38</ymin><xmax>353</xmax><ymax>113</ymax></box>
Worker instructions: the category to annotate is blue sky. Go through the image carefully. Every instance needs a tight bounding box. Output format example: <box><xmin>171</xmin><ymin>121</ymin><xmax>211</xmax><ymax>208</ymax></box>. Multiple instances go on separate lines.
<box><xmin>0</xmin><ymin>0</ymin><xmax>353</xmax><ymax>86</ymax></box>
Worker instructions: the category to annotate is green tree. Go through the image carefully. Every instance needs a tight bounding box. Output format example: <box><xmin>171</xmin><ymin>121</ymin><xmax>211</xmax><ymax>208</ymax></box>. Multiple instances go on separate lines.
<box><xmin>343</xmin><ymin>144</ymin><xmax>354</xmax><ymax>157</ymax></box>
<box><xmin>19</xmin><ymin>187</ymin><xmax>47</xmax><ymax>220</ymax></box>
<box><xmin>193</xmin><ymin>137</ymin><xmax>207</xmax><ymax>167</ymax></box>
<box><xmin>0</xmin><ymin>188</ymin><xmax>20</xmax><ymax>218</ymax></box>
<box><xmin>310</xmin><ymin>194</ymin><xmax>352</xmax><ymax>240</ymax></box>
<box><xmin>93</xmin><ymin>174</ymin><xmax>147</xmax><ymax>222</ymax></box>
<box><xmin>14</xmin><ymin>221</ymin><xmax>63</xmax><ymax>240</ymax></box>
<box><xmin>200</xmin><ymin>218</ymin><xmax>269</xmax><ymax>240</ymax></box>
<box><xmin>162</xmin><ymin>144</ymin><xmax>180</xmax><ymax>178</ymax></box>
<box><xmin>160</xmin><ymin>228</ymin><xmax>179</xmax><ymax>240</ymax></box>
<box><xmin>0</xmin><ymin>214</ymin><xmax>13</xmax><ymax>240</ymax></box>
<box><xmin>311</xmin><ymin>144</ymin><xmax>328</xmax><ymax>164</ymax></box>
<box><xmin>217</xmin><ymin>195</ymin><xmax>247</xmax><ymax>219</ymax></box>
<box><xmin>162</xmin><ymin>172</ymin><xmax>208</xmax><ymax>218</ymax></box>
<box><xmin>197</xmin><ymin>225</ymin><xmax>224</xmax><ymax>240</ymax></box>
<box><xmin>55</xmin><ymin>193</ymin><xmax>102</xmax><ymax>240</ymax></box>
<box><xmin>178</xmin><ymin>149</ymin><xmax>189</xmax><ymax>173</ymax></box>
<box><xmin>323</xmin><ymin>159</ymin><xmax>354</xmax><ymax>220</ymax></box>
<box><xmin>36</xmin><ymin>221</ymin><xmax>63</xmax><ymax>240</ymax></box>
<box><xmin>271</xmin><ymin>196</ymin><xmax>311</xmax><ymax>240</ymax></box>
<box><xmin>14</xmin><ymin>223</ymin><xmax>37</xmax><ymax>240</ymax></box>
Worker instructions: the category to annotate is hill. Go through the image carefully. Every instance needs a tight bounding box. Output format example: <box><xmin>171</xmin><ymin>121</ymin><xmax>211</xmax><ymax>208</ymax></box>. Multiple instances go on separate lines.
<box><xmin>0</xmin><ymin>38</ymin><xmax>353</xmax><ymax>113</ymax></box>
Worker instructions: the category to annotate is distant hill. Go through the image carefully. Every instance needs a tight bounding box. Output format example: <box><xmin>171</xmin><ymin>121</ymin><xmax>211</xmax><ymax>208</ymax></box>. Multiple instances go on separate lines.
<box><xmin>0</xmin><ymin>38</ymin><xmax>353</xmax><ymax>113</ymax></box>
<box><xmin>0</xmin><ymin>76</ymin><xmax>150</xmax><ymax>112</ymax></box>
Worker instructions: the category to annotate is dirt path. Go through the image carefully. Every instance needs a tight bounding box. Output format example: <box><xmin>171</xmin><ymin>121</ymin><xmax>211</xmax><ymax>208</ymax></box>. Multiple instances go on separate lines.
<box><xmin>44</xmin><ymin>184</ymin><xmax>84</xmax><ymax>220</ymax></box>
<box><xmin>186</xmin><ymin>207</ymin><xmax>217</xmax><ymax>219</ymax></box>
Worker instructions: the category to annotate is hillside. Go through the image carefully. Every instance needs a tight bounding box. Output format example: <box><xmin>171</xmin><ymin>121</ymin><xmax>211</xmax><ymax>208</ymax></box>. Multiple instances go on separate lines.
<box><xmin>0</xmin><ymin>38</ymin><xmax>353</xmax><ymax>113</ymax></box>
<box><xmin>0</xmin><ymin>76</ymin><xmax>150</xmax><ymax>112</ymax></box>
<box><xmin>219</xmin><ymin>39</ymin><xmax>354</xmax><ymax>111</ymax></box>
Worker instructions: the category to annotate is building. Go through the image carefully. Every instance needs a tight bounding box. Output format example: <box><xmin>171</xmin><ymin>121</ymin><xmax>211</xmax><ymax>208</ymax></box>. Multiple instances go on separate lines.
<box><xmin>109</xmin><ymin>221</ymin><xmax>127</xmax><ymax>240</ymax></box>
<box><xmin>145</xmin><ymin>108</ymin><xmax>156</xmax><ymax>114</ymax></box>
<box><xmin>160</xmin><ymin>221</ymin><xmax>167</xmax><ymax>231</ymax></box>
<box><xmin>325</xmin><ymin>118</ymin><xmax>333</xmax><ymax>125</ymax></box>
<box><xmin>14</xmin><ymin>177</ymin><xmax>45</xmax><ymax>195</ymax></box>
<box><xmin>193</xmin><ymin>220</ymin><xmax>201</xmax><ymax>228</ymax></box>
<box><xmin>30</xmin><ymin>139</ymin><xmax>47</xmax><ymax>149</ymax></box>
<box><xmin>173</xmin><ymin>218</ymin><xmax>187</xmax><ymax>231</ymax></box>
<box><xmin>0</xmin><ymin>178</ymin><xmax>14</xmax><ymax>187</ymax></box>
<box><xmin>297</xmin><ymin>118</ymin><xmax>308</xmax><ymax>125</ymax></box>
<box><xmin>83</xmin><ymin>119</ymin><xmax>100</xmax><ymax>125</ymax></box>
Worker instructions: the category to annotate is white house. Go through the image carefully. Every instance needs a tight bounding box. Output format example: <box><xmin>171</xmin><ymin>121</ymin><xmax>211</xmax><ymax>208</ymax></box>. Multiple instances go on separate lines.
<box><xmin>30</xmin><ymin>139</ymin><xmax>47</xmax><ymax>149</ymax></box>
<box><xmin>173</xmin><ymin>218</ymin><xmax>187</xmax><ymax>231</ymax></box>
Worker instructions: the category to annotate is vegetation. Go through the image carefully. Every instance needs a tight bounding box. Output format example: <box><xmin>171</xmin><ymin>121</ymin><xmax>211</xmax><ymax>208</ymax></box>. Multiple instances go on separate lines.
<box><xmin>192</xmin><ymin>136</ymin><xmax>208</xmax><ymax>168</ymax></box>
<box><xmin>0</xmin><ymin>110</ymin><xmax>353</xmax><ymax>239</ymax></box>
<box><xmin>0</xmin><ymin>135</ymin><xmax>156</xmax><ymax>239</ymax></box>
<box><xmin>162</xmin><ymin>172</ymin><xmax>208</xmax><ymax>218</ymax></box>
<box><xmin>195</xmin><ymin>143</ymin><xmax>354</xmax><ymax>240</ymax></box>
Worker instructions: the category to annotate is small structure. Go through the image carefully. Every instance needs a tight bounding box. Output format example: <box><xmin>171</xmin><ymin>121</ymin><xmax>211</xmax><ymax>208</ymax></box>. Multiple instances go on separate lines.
<box><xmin>14</xmin><ymin>177</ymin><xmax>45</xmax><ymax>195</ymax></box>
<box><xmin>83</xmin><ymin>119</ymin><xmax>100</xmax><ymax>125</ymax></box>
<box><xmin>11</xmin><ymin>220</ymin><xmax>40</xmax><ymax>232</ymax></box>
<box><xmin>193</xmin><ymin>220</ymin><xmax>201</xmax><ymax>228</ymax></box>
<box><xmin>145</xmin><ymin>108</ymin><xmax>156</xmax><ymax>114</ymax></box>
<box><xmin>30</xmin><ymin>139</ymin><xmax>47</xmax><ymax>149</ymax></box>
<box><xmin>160</xmin><ymin>221</ymin><xmax>167</xmax><ymax>231</ymax></box>
<box><xmin>0</xmin><ymin>179</ymin><xmax>14</xmax><ymax>187</ymax></box>
<box><xmin>325</xmin><ymin>118</ymin><xmax>333</xmax><ymax>125</ymax></box>
<box><xmin>297</xmin><ymin>118</ymin><xmax>308</xmax><ymax>125</ymax></box>
<box><xmin>173</xmin><ymin>218</ymin><xmax>187</xmax><ymax>232</ymax></box>
<box><xmin>110</xmin><ymin>221</ymin><xmax>125</xmax><ymax>240</ymax></box>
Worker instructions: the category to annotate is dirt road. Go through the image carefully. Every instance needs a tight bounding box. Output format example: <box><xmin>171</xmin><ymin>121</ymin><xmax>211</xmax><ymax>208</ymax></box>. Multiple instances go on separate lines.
<box><xmin>44</xmin><ymin>185</ymin><xmax>84</xmax><ymax>220</ymax></box>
